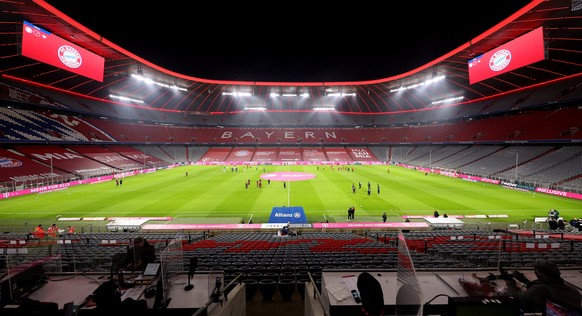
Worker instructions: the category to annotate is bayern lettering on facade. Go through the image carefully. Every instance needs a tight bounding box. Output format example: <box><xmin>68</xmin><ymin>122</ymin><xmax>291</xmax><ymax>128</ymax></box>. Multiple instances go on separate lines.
<box><xmin>220</xmin><ymin>130</ymin><xmax>337</xmax><ymax>139</ymax></box>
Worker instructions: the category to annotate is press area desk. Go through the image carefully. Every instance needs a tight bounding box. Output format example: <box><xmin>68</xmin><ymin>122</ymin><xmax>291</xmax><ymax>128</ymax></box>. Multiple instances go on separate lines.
<box><xmin>313</xmin><ymin>269</ymin><xmax>582</xmax><ymax>316</ymax></box>
<box><xmin>2</xmin><ymin>272</ymin><xmax>245</xmax><ymax>316</ymax></box>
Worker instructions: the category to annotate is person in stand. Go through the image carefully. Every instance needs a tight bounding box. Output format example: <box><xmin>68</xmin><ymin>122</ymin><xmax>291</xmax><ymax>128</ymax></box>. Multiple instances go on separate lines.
<box><xmin>569</xmin><ymin>218</ymin><xmax>580</xmax><ymax>229</ymax></box>
<box><xmin>47</xmin><ymin>223</ymin><xmax>59</xmax><ymax>238</ymax></box>
<box><xmin>122</xmin><ymin>237</ymin><xmax>156</xmax><ymax>271</ymax></box>
<box><xmin>557</xmin><ymin>218</ymin><xmax>566</xmax><ymax>230</ymax></box>
<box><xmin>280</xmin><ymin>224</ymin><xmax>289</xmax><ymax>236</ymax></box>
<box><xmin>33</xmin><ymin>224</ymin><xmax>45</xmax><ymax>239</ymax></box>
<box><xmin>67</xmin><ymin>225</ymin><xmax>75</xmax><ymax>234</ymax></box>
<box><xmin>382</xmin><ymin>212</ymin><xmax>387</xmax><ymax>223</ymax></box>
<box><xmin>505</xmin><ymin>259</ymin><xmax>582</xmax><ymax>314</ymax></box>
<box><xmin>548</xmin><ymin>217</ymin><xmax>558</xmax><ymax>230</ymax></box>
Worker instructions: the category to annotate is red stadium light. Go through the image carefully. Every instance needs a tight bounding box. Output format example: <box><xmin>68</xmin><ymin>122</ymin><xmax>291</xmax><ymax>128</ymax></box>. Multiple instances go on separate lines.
<box><xmin>21</xmin><ymin>21</ymin><xmax>104</xmax><ymax>82</ymax></box>
<box><xmin>468</xmin><ymin>26</ymin><xmax>545</xmax><ymax>84</ymax></box>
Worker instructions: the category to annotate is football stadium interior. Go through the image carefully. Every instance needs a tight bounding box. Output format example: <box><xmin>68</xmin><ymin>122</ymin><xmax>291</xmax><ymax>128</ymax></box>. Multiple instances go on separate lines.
<box><xmin>0</xmin><ymin>0</ymin><xmax>582</xmax><ymax>315</ymax></box>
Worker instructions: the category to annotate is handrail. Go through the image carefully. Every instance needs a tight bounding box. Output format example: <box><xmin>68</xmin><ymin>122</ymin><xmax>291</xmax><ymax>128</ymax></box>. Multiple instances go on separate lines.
<box><xmin>191</xmin><ymin>272</ymin><xmax>243</xmax><ymax>316</ymax></box>
<box><xmin>307</xmin><ymin>271</ymin><xmax>331</xmax><ymax>316</ymax></box>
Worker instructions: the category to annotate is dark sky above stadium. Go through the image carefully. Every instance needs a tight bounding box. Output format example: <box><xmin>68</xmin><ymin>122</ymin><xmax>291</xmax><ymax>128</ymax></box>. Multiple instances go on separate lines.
<box><xmin>46</xmin><ymin>0</ymin><xmax>532</xmax><ymax>82</ymax></box>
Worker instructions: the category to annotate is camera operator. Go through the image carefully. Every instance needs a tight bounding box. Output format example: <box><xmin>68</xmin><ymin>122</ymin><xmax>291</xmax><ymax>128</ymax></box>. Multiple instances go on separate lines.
<box><xmin>504</xmin><ymin>259</ymin><xmax>581</xmax><ymax>313</ymax></box>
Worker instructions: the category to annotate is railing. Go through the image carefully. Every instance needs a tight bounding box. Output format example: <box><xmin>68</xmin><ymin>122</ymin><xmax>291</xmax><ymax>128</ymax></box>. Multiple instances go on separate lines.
<box><xmin>0</xmin><ymin>164</ymin><xmax>164</xmax><ymax>194</ymax></box>
<box><xmin>0</xmin><ymin>174</ymin><xmax>80</xmax><ymax>193</ymax></box>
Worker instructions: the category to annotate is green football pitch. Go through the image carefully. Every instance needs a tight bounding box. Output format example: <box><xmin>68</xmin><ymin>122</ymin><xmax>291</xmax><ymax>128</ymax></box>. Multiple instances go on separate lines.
<box><xmin>1</xmin><ymin>165</ymin><xmax>581</xmax><ymax>232</ymax></box>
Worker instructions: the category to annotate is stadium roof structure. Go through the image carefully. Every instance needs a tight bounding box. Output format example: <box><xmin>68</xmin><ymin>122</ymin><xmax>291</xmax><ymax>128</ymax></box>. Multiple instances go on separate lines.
<box><xmin>0</xmin><ymin>0</ymin><xmax>581</xmax><ymax>114</ymax></box>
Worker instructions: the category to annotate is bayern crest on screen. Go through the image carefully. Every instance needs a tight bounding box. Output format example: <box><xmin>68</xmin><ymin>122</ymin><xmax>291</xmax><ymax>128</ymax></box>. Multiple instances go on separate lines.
<box><xmin>58</xmin><ymin>45</ymin><xmax>82</xmax><ymax>69</ymax></box>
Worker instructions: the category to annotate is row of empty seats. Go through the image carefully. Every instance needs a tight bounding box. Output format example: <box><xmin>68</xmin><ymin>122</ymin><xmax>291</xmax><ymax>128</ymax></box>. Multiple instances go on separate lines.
<box><xmin>2</xmin><ymin>230</ymin><xmax>582</xmax><ymax>277</ymax></box>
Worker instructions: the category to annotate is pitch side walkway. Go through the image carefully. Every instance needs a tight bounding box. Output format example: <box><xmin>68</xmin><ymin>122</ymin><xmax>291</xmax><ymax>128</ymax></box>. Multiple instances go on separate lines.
<box><xmin>142</xmin><ymin>221</ymin><xmax>430</xmax><ymax>231</ymax></box>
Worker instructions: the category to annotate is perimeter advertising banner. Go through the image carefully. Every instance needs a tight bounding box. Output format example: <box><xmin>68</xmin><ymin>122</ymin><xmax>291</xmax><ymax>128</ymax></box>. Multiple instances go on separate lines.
<box><xmin>21</xmin><ymin>21</ymin><xmax>104</xmax><ymax>82</ymax></box>
<box><xmin>468</xmin><ymin>26</ymin><xmax>545</xmax><ymax>84</ymax></box>
<box><xmin>268</xmin><ymin>206</ymin><xmax>308</xmax><ymax>224</ymax></box>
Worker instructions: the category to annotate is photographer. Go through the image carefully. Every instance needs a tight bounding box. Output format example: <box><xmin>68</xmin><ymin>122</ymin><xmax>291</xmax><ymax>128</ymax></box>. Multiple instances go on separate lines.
<box><xmin>505</xmin><ymin>259</ymin><xmax>581</xmax><ymax>313</ymax></box>
<box><xmin>279</xmin><ymin>222</ymin><xmax>297</xmax><ymax>236</ymax></box>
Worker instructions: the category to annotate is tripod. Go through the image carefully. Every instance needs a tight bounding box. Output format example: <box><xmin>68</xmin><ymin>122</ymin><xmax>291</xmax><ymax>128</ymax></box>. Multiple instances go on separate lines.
<box><xmin>184</xmin><ymin>257</ymin><xmax>198</xmax><ymax>291</ymax></box>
